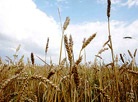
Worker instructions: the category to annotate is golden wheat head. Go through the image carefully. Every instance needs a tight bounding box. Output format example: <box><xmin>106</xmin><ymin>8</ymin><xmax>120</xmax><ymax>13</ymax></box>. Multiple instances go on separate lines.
<box><xmin>31</xmin><ymin>52</ymin><xmax>34</xmax><ymax>65</ymax></box>
<box><xmin>81</xmin><ymin>33</ymin><xmax>96</xmax><ymax>50</ymax></box>
<box><xmin>107</xmin><ymin>0</ymin><xmax>111</xmax><ymax>18</ymax></box>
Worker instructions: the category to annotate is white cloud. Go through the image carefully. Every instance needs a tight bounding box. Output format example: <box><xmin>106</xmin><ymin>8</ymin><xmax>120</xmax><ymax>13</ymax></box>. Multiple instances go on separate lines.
<box><xmin>66</xmin><ymin>20</ymin><xmax>138</xmax><ymax>63</ymax></box>
<box><xmin>0</xmin><ymin>0</ymin><xmax>61</xmax><ymax>64</ymax></box>
<box><xmin>0</xmin><ymin>0</ymin><xmax>138</xmax><ymax>65</ymax></box>
<box><xmin>97</xmin><ymin>0</ymin><xmax>138</xmax><ymax>7</ymax></box>
<box><xmin>122</xmin><ymin>0</ymin><xmax>138</xmax><ymax>7</ymax></box>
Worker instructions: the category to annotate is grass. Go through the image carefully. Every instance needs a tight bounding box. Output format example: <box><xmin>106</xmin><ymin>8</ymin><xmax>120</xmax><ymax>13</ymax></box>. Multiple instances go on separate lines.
<box><xmin>0</xmin><ymin>0</ymin><xmax>138</xmax><ymax>102</ymax></box>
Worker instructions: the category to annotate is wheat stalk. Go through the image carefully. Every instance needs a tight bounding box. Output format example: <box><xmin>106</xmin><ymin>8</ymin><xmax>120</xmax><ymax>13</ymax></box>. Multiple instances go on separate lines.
<box><xmin>58</xmin><ymin>14</ymin><xmax>70</xmax><ymax>64</ymax></box>
<box><xmin>36</xmin><ymin>55</ymin><xmax>50</xmax><ymax>66</ymax></box>
<box><xmin>107</xmin><ymin>0</ymin><xmax>115</xmax><ymax>67</ymax></box>
<box><xmin>107</xmin><ymin>1</ymin><xmax>120</xmax><ymax>100</ymax></box>
<box><xmin>58</xmin><ymin>8</ymin><xmax>63</xmax><ymax>64</ymax></box>
<box><xmin>103</xmin><ymin>39</ymin><xmax>110</xmax><ymax>47</ymax></box>
<box><xmin>75</xmin><ymin>56</ymin><xmax>82</xmax><ymax>65</ymax></box>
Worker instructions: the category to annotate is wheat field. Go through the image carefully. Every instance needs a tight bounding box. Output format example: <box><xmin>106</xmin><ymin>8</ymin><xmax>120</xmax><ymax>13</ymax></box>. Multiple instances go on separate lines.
<box><xmin>0</xmin><ymin>0</ymin><xmax>138</xmax><ymax>102</ymax></box>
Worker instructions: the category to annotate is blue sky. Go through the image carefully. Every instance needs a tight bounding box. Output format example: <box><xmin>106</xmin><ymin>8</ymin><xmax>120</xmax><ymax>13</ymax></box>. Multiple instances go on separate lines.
<box><xmin>33</xmin><ymin>0</ymin><xmax>138</xmax><ymax>23</ymax></box>
<box><xmin>0</xmin><ymin>0</ymin><xmax>138</xmax><ymax>64</ymax></box>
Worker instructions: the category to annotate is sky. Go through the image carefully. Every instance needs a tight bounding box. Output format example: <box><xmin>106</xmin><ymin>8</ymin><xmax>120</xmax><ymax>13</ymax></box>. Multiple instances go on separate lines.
<box><xmin>0</xmin><ymin>0</ymin><xmax>138</xmax><ymax>65</ymax></box>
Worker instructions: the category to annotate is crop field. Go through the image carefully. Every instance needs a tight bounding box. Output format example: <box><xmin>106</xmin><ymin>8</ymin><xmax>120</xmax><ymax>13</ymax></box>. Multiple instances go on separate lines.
<box><xmin>0</xmin><ymin>0</ymin><xmax>138</xmax><ymax>102</ymax></box>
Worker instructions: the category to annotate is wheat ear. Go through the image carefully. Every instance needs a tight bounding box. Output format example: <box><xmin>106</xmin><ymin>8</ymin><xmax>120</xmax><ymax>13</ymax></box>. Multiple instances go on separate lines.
<box><xmin>81</xmin><ymin>33</ymin><xmax>96</xmax><ymax>50</ymax></box>
<box><xmin>72</xmin><ymin>56</ymin><xmax>82</xmax><ymax>89</ymax></box>
<box><xmin>128</xmin><ymin>50</ymin><xmax>133</xmax><ymax>59</ymax></box>
<box><xmin>63</xmin><ymin>17</ymin><xmax>70</xmax><ymax>31</ymax></box>
<box><xmin>31</xmin><ymin>52</ymin><xmax>34</xmax><ymax>65</ymax></box>
<box><xmin>96</xmin><ymin>87</ymin><xmax>110</xmax><ymax>101</ymax></box>
<box><xmin>0</xmin><ymin>72</ymin><xmax>21</xmax><ymax>92</ymax></box>
<box><xmin>69</xmin><ymin>35</ymin><xmax>74</xmax><ymax>63</ymax></box>
<box><xmin>134</xmin><ymin>49</ymin><xmax>137</xmax><ymax>57</ymax></box>
<box><xmin>47</xmin><ymin>71</ymin><xmax>55</xmax><ymax>79</ymax></box>
<box><xmin>45</xmin><ymin>37</ymin><xmax>49</xmax><ymax>54</ymax></box>
<box><xmin>31</xmin><ymin>75</ymin><xmax>60</xmax><ymax>91</ymax></box>
<box><xmin>79</xmin><ymin>33</ymin><xmax>96</xmax><ymax>57</ymax></box>
<box><xmin>107</xmin><ymin>0</ymin><xmax>111</xmax><ymax>18</ymax></box>
<box><xmin>64</xmin><ymin>35</ymin><xmax>72</xmax><ymax>68</ymax></box>
<box><xmin>127</xmin><ymin>70</ymin><xmax>138</xmax><ymax>75</ymax></box>
<box><xmin>45</xmin><ymin>37</ymin><xmax>49</xmax><ymax>63</ymax></box>
<box><xmin>0</xmin><ymin>57</ymin><xmax>2</xmax><ymax>65</ymax></box>
<box><xmin>120</xmin><ymin>54</ymin><xmax>125</xmax><ymax>63</ymax></box>
<box><xmin>98</xmin><ymin>48</ymin><xmax>108</xmax><ymax>55</ymax></box>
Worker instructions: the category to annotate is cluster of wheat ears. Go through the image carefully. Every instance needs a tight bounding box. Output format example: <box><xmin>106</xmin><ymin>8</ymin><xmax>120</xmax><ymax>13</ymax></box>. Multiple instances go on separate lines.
<box><xmin>0</xmin><ymin>0</ymin><xmax>138</xmax><ymax>102</ymax></box>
